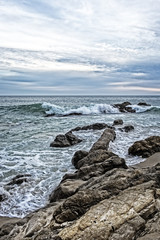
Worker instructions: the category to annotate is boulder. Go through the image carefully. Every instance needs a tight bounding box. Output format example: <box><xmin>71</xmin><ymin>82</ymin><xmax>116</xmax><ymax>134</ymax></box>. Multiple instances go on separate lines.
<box><xmin>119</xmin><ymin>125</ymin><xmax>134</xmax><ymax>132</ymax></box>
<box><xmin>113</xmin><ymin>119</ymin><xmax>123</xmax><ymax>126</ymax></box>
<box><xmin>71</xmin><ymin>150</ymin><xmax>88</xmax><ymax>169</ymax></box>
<box><xmin>113</xmin><ymin>102</ymin><xmax>135</xmax><ymax>113</ymax></box>
<box><xmin>128</xmin><ymin>136</ymin><xmax>160</xmax><ymax>158</ymax></box>
<box><xmin>50</xmin><ymin>132</ymin><xmax>82</xmax><ymax>147</ymax></box>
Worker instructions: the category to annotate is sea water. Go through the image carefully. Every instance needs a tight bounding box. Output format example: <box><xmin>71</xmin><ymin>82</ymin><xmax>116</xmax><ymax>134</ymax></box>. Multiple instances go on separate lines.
<box><xmin>0</xmin><ymin>95</ymin><xmax>160</xmax><ymax>217</ymax></box>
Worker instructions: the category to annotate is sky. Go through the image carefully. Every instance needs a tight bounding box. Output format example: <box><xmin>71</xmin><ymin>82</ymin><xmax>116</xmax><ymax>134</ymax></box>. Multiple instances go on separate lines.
<box><xmin>0</xmin><ymin>0</ymin><xmax>160</xmax><ymax>95</ymax></box>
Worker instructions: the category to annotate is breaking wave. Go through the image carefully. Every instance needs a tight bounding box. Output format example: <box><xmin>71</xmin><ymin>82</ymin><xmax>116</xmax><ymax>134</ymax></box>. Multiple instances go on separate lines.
<box><xmin>42</xmin><ymin>102</ymin><xmax>160</xmax><ymax>116</ymax></box>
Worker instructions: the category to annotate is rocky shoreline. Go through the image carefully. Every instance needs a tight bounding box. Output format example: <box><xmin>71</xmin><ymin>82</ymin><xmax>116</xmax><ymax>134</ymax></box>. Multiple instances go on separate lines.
<box><xmin>0</xmin><ymin>121</ymin><xmax>160</xmax><ymax>240</ymax></box>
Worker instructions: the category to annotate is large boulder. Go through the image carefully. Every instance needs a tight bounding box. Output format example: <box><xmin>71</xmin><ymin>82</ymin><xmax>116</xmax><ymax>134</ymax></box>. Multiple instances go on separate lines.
<box><xmin>128</xmin><ymin>136</ymin><xmax>160</xmax><ymax>158</ymax></box>
<box><xmin>50</xmin><ymin>131</ymin><xmax>82</xmax><ymax>147</ymax></box>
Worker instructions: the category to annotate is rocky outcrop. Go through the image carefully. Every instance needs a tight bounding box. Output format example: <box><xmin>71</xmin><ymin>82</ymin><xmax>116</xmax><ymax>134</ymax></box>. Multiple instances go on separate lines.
<box><xmin>1</xmin><ymin>129</ymin><xmax>160</xmax><ymax>240</ymax></box>
<box><xmin>50</xmin><ymin>131</ymin><xmax>82</xmax><ymax>147</ymax></box>
<box><xmin>71</xmin><ymin>122</ymin><xmax>108</xmax><ymax>132</ymax></box>
<box><xmin>128</xmin><ymin>136</ymin><xmax>160</xmax><ymax>158</ymax></box>
<box><xmin>113</xmin><ymin>102</ymin><xmax>135</xmax><ymax>113</ymax></box>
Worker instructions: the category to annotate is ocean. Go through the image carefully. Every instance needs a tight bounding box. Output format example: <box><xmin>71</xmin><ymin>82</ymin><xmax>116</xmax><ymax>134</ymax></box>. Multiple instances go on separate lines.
<box><xmin>0</xmin><ymin>95</ymin><xmax>160</xmax><ymax>218</ymax></box>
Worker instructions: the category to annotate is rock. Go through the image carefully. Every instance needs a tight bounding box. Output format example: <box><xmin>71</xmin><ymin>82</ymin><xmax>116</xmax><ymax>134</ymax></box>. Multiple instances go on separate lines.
<box><xmin>128</xmin><ymin>136</ymin><xmax>160</xmax><ymax>158</ymax></box>
<box><xmin>49</xmin><ymin>179</ymin><xmax>85</xmax><ymax>202</ymax></box>
<box><xmin>71</xmin><ymin>123</ymin><xmax>108</xmax><ymax>132</ymax></box>
<box><xmin>134</xmin><ymin>152</ymin><xmax>160</xmax><ymax>168</ymax></box>
<box><xmin>113</xmin><ymin>102</ymin><xmax>135</xmax><ymax>113</ymax></box>
<box><xmin>113</xmin><ymin>119</ymin><xmax>123</xmax><ymax>126</ymax></box>
<box><xmin>58</xmin><ymin>181</ymin><xmax>157</xmax><ymax>240</ymax></box>
<box><xmin>0</xmin><ymin>194</ymin><xmax>6</xmax><ymax>202</ymax></box>
<box><xmin>7</xmin><ymin>174</ymin><xmax>31</xmax><ymax>186</ymax></box>
<box><xmin>50</xmin><ymin>132</ymin><xmax>82</xmax><ymax>148</ymax></box>
<box><xmin>90</xmin><ymin>128</ymin><xmax>116</xmax><ymax>152</ymax></box>
<box><xmin>119</xmin><ymin>125</ymin><xmax>134</xmax><ymax>132</ymax></box>
<box><xmin>138</xmin><ymin>102</ymin><xmax>151</xmax><ymax>106</ymax></box>
<box><xmin>71</xmin><ymin>150</ymin><xmax>88</xmax><ymax>169</ymax></box>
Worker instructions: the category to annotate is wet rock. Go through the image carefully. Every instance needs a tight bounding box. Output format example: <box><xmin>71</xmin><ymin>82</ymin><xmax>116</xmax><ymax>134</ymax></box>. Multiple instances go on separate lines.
<box><xmin>119</xmin><ymin>125</ymin><xmax>134</xmax><ymax>132</ymax></box>
<box><xmin>7</xmin><ymin>174</ymin><xmax>31</xmax><ymax>186</ymax></box>
<box><xmin>114</xmin><ymin>102</ymin><xmax>135</xmax><ymax>113</ymax></box>
<box><xmin>113</xmin><ymin>119</ymin><xmax>123</xmax><ymax>126</ymax></box>
<box><xmin>71</xmin><ymin>150</ymin><xmax>88</xmax><ymax>169</ymax></box>
<box><xmin>128</xmin><ymin>136</ymin><xmax>160</xmax><ymax>158</ymax></box>
<box><xmin>71</xmin><ymin>123</ymin><xmax>108</xmax><ymax>132</ymax></box>
<box><xmin>0</xmin><ymin>194</ymin><xmax>6</xmax><ymax>202</ymax></box>
<box><xmin>50</xmin><ymin>132</ymin><xmax>82</xmax><ymax>148</ymax></box>
<box><xmin>138</xmin><ymin>102</ymin><xmax>151</xmax><ymax>106</ymax></box>
<box><xmin>90</xmin><ymin>128</ymin><xmax>116</xmax><ymax>152</ymax></box>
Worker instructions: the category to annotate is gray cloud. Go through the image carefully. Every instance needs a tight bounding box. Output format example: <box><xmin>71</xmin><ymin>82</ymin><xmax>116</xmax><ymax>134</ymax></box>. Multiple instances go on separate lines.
<box><xmin>0</xmin><ymin>0</ymin><xmax>160</xmax><ymax>95</ymax></box>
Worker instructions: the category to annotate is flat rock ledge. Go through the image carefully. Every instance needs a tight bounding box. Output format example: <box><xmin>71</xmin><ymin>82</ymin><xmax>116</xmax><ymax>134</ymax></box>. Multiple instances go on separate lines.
<box><xmin>1</xmin><ymin>129</ymin><xmax>160</xmax><ymax>240</ymax></box>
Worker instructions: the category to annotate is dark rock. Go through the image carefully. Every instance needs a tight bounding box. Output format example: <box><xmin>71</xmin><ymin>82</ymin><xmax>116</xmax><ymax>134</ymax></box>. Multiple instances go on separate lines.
<box><xmin>71</xmin><ymin>123</ymin><xmax>108</xmax><ymax>132</ymax></box>
<box><xmin>128</xmin><ymin>136</ymin><xmax>160</xmax><ymax>158</ymax></box>
<box><xmin>45</xmin><ymin>113</ymin><xmax>55</xmax><ymax>117</ymax></box>
<box><xmin>50</xmin><ymin>132</ymin><xmax>82</xmax><ymax>148</ymax></box>
<box><xmin>72</xmin><ymin>150</ymin><xmax>88</xmax><ymax>169</ymax></box>
<box><xmin>113</xmin><ymin>119</ymin><xmax>123</xmax><ymax>126</ymax></box>
<box><xmin>138</xmin><ymin>102</ymin><xmax>151</xmax><ymax>106</ymax></box>
<box><xmin>0</xmin><ymin>194</ymin><xmax>6</xmax><ymax>202</ymax></box>
<box><xmin>7</xmin><ymin>174</ymin><xmax>31</xmax><ymax>186</ymax></box>
<box><xmin>119</xmin><ymin>125</ymin><xmax>134</xmax><ymax>132</ymax></box>
<box><xmin>90</xmin><ymin>128</ymin><xmax>116</xmax><ymax>152</ymax></box>
<box><xmin>114</xmin><ymin>102</ymin><xmax>135</xmax><ymax>113</ymax></box>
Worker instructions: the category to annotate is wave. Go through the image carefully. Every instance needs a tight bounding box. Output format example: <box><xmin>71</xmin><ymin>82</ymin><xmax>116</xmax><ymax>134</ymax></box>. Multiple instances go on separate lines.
<box><xmin>42</xmin><ymin>102</ymin><xmax>160</xmax><ymax>116</ymax></box>
<box><xmin>129</xmin><ymin>105</ymin><xmax>160</xmax><ymax>113</ymax></box>
<box><xmin>42</xmin><ymin>102</ymin><xmax>120</xmax><ymax>116</ymax></box>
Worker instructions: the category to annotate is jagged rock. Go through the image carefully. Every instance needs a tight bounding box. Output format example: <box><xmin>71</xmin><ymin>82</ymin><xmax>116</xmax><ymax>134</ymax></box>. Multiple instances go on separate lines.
<box><xmin>113</xmin><ymin>102</ymin><xmax>135</xmax><ymax>113</ymax></box>
<box><xmin>128</xmin><ymin>136</ymin><xmax>160</xmax><ymax>158</ymax></box>
<box><xmin>7</xmin><ymin>174</ymin><xmax>31</xmax><ymax>186</ymax></box>
<box><xmin>50</xmin><ymin>132</ymin><xmax>82</xmax><ymax>148</ymax></box>
<box><xmin>113</xmin><ymin>119</ymin><xmax>123</xmax><ymax>126</ymax></box>
<box><xmin>119</xmin><ymin>125</ymin><xmax>134</xmax><ymax>132</ymax></box>
<box><xmin>49</xmin><ymin>179</ymin><xmax>85</xmax><ymax>203</ymax></box>
<box><xmin>71</xmin><ymin>150</ymin><xmax>88</xmax><ymax>169</ymax></box>
<box><xmin>90</xmin><ymin>128</ymin><xmax>116</xmax><ymax>152</ymax></box>
<box><xmin>58</xmin><ymin>181</ymin><xmax>158</xmax><ymax>240</ymax></box>
<box><xmin>0</xmin><ymin>194</ymin><xmax>6</xmax><ymax>202</ymax></box>
<box><xmin>71</xmin><ymin>123</ymin><xmax>108</xmax><ymax>132</ymax></box>
<box><xmin>138</xmin><ymin>102</ymin><xmax>151</xmax><ymax>106</ymax></box>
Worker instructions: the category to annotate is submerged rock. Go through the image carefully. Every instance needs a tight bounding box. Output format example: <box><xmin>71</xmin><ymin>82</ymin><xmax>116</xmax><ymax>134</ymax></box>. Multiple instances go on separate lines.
<box><xmin>71</xmin><ymin>123</ymin><xmax>108</xmax><ymax>132</ymax></box>
<box><xmin>119</xmin><ymin>125</ymin><xmax>134</xmax><ymax>132</ymax></box>
<box><xmin>128</xmin><ymin>136</ymin><xmax>160</xmax><ymax>158</ymax></box>
<box><xmin>138</xmin><ymin>102</ymin><xmax>151</xmax><ymax>106</ymax></box>
<box><xmin>50</xmin><ymin>131</ymin><xmax>82</xmax><ymax>148</ymax></box>
<box><xmin>7</xmin><ymin>174</ymin><xmax>31</xmax><ymax>186</ymax></box>
<box><xmin>113</xmin><ymin>119</ymin><xmax>123</xmax><ymax>126</ymax></box>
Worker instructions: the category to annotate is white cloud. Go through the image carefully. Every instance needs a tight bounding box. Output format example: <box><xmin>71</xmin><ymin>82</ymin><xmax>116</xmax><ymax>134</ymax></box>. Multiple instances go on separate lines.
<box><xmin>0</xmin><ymin>0</ymin><xmax>160</xmax><ymax>94</ymax></box>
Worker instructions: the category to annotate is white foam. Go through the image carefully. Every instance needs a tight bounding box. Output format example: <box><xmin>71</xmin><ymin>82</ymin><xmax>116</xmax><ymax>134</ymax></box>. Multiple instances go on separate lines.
<box><xmin>129</xmin><ymin>104</ymin><xmax>154</xmax><ymax>113</ymax></box>
<box><xmin>42</xmin><ymin>102</ymin><xmax>120</xmax><ymax>115</ymax></box>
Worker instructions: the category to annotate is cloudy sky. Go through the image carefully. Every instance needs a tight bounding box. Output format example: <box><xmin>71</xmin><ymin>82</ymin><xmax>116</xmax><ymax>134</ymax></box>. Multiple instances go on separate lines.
<box><xmin>0</xmin><ymin>0</ymin><xmax>160</xmax><ymax>95</ymax></box>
